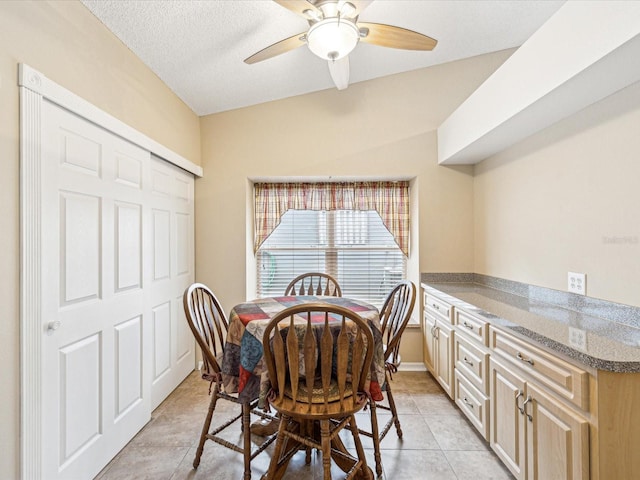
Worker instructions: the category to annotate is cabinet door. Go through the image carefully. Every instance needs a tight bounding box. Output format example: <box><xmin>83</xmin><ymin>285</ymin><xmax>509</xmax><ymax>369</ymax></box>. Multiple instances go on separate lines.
<box><xmin>526</xmin><ymin>383</ymin><xmax>589</xmax><ymax>480</ymax></box>
<box><xmin>424</xmin><ymin>312</ymin><xmax>436</xmax><ymax>374</ymax></box>
<box><xmin>490</xmin><ymin>357</ymin><xmax>526</xmax><ymax>480</ymax></box>
<box><xmin>435</xmin><ymin>320</ymin><xmax>454</xmax><ymax>398</ymax></box>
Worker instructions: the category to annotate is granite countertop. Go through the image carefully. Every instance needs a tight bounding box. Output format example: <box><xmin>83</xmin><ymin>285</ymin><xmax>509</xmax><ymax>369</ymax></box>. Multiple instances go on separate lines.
<box><xmin>421</xmin><ymin>280</ymin><xmax>640</xmax><ymax>373</ymax></box>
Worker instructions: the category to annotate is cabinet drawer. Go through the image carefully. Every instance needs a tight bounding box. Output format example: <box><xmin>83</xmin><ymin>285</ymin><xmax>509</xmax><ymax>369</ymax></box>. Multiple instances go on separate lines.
<box><xmin>455</xmin><ymin>370</ymin><xmax>490</xmax><ymax>440</ymax></box>
<box><xmin>454</xmin><ymin>333</ymin><xmax>489</xmax><ymax>394</ymax></box>
<box><xmin>424</xmin><ymin>293</ymin><xmax>453</xmax><ymax>324</ymax></box>
<box><xmin>490</xmin><ymin>327</ymin><xmax>589</xmax><ymax>410</ymax></box>
<box><xmin>455</xmin><ymin>309</ymin><xmax>488</xmax><ymax>345</ymax></box>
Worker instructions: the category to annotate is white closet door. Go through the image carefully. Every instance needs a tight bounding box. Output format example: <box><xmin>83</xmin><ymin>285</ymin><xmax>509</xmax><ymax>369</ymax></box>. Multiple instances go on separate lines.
<box><xmin>39</xmin><ymin>101</ymin><xmax>195</xmax><ymax>479</ymax></box>
<box><xmin>148</xmin><ymin>154</ymin><xmax>196</xmax><ymax>408</ymax></box>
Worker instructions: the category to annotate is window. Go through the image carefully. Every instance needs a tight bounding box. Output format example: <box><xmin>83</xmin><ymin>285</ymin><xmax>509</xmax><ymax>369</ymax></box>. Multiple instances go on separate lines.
<box><xmin>257</xmin><ymin>209</ymin><xmax>406</xmax><ymax>307</ymax></box>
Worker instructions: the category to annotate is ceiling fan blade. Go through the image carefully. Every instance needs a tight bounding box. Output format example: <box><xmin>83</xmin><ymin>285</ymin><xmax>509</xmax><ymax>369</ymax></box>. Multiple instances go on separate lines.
<box><xmin>328</xmin><ymin>56</ymin><xmax>350</xmax><ymax>90</ymax></box>
<box><xmin>244</xmin><ymin>32</ymin><xmax>307</xmax><ymax>64</ymax></box>
<box><xmin>358</xmin><ymin>22</ymin><xmax>437</xmax><ymax>51</ymax></box>
<box><xmin>273</xmin><ymin>0</ymin><xmax>322</xmax><ymax>19</ymax></box>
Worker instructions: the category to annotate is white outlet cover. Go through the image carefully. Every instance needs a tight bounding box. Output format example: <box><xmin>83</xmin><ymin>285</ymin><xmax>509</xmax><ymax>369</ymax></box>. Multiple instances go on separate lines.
<box><xmin>568</xmin><ymin>272</ymin><xmax>586</xmax><ymax>295</ymax></box>
<box><xmin>568</xmin><ymin>327</ymin><xmax>588</xmax><ymax>351</ymax></box>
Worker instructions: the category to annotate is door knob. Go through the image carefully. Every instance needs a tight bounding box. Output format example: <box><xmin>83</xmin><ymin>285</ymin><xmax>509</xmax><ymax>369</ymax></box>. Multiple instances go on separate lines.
<box><xmin>47</xmin><ymin>320</ymin><xmax>61</xmax><ymax>333</ymax></box>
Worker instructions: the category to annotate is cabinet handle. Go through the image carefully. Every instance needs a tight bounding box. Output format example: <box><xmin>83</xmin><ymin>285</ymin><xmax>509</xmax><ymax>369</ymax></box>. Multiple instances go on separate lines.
<box><xmin>434</xmin><ymin>326</ymin><xmax>440</xmax><ymax>339</ymax></box>
<box><xmin>523</xmin><ymin>395</ymin><xmax>533</xmax><ymax>422</ymax></box>
<box><xmin>463</xmin><ymin>356</ymin><xmax>474</xmax><ymax>367</ymax></box>
<box><xmin>432</xmin><ymin>303</ymin><xmax>440</xmax><ymax>311</ymax></box>
<box><xmin>462</xmin><ymin>321</ymin><xmax>474</xmax><ymax>330</ymax></box>
<box><xmin>516</xmin><ymin>352</ymin><xmax>535</xmax><ymax>366</ymax></box>
<box><xmin>462</xmin><ymin>397</ymin><xmax>474</xmax><ymax>409</ymax></box>
<box><xmin>516</xmin><ymin>391</ymin><xmax>525</xmax><ymax>415</ymax></box>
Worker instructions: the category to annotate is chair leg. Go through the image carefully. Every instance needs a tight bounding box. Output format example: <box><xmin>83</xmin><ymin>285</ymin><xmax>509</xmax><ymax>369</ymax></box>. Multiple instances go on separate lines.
<box><xmin>386</xmin><ymin>377</ymin><xmax>403</xmax><ymax>439</ymax></box>
<box><xmin>242</xmin><ymin>402</ymin><xmax>252</xmax><ymax>480</ymax></box>
<box><xmin>264</xmin><ymin>414</ymin><xmax>293</xmax><ymax>480</ymax></box>
<box><xmin>348</xmin><ymin>414</ymin><xmax>372</xmax><ymax>479</ymax></box>
<box><xmin>368</xmin><ymin>400</ymin><xmax>383</xmax><ymax>477</ymax></box>
<box><xmin>304</xmin><ymin>420</ymin><xmax>312</xmax><ymax>465</ymax></box>
<box><xmin>193</xmin><ymin>383</ymin><xmax>219</xmax><ymax>469</ymax></box>
<box><xmin>320</xmin><ymin>419</ymin><xmax>332</xmax><ymax>480</ymax></box>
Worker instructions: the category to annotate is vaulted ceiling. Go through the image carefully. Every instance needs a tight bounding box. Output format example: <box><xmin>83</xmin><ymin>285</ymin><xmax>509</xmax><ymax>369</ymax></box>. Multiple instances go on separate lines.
<box><xmin>82</xmin><ymin>0</ymin><xmax>565</xmax><ymax>116</ymax></box>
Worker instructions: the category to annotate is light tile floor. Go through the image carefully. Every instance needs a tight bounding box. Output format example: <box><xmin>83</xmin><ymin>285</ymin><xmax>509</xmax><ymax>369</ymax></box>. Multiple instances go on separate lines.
<box><xmin>96</xmin><ymin>371</ymin><xmax>514</xmax><ymax>480</ymax></box>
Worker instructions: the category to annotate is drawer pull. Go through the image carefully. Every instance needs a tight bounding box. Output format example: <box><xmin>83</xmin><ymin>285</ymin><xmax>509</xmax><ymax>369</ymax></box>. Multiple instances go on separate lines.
<box><xmin>516</xmin><ymin>391</ymin><xmax>525</xmax><ymax>415</ymax></box>
<box><xmin>462</xmin><ymin>397</ymin><xmax>474</xmax><ymax>409</ymax></box>
<box><xmin>463</xmin><ymin>356</ymin><xmax>474</xmax><ymax>367</ymax></box>
<box><xmin>462</xmin><ymin>321</ymin><xmax>474</xmax><ymax>330</ymax></box>
<box><xmin>523</xmin><ymin>395</ymin><xmax>533</xmax><ymax>421</ymax></box>
<box><xmin>516</xmin><ymin>352</ymin><xmax>535</xmax><ymax>366</ymax></box>
<box><xmin>432</xmin><ymin>303</ymin><xmax>440</xmax><ymax>311</ymax></box>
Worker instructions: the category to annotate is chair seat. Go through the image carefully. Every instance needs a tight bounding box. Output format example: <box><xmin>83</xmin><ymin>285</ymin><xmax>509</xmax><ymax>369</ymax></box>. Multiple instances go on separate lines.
<box><xmin>272</xmin><ymin>386</ymin><xmax>366</xmax><ymax>419</ymax></box>
<box><xmin>284</xmin><ymin>378</ymin><xmax>354</xmax><ymax>403</ymax></box>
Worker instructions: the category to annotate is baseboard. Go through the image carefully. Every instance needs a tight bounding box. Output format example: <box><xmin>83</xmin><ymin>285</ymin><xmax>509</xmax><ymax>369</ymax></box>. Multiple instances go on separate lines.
<box><xmin>398</xmin><ymin>362</ymin><xmax>427</xmax><ymax>372</ymax></box>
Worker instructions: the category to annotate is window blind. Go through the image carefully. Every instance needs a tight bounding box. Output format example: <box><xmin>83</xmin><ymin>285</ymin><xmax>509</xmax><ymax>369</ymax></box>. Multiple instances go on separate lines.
<box><xmin>257</xmin><ymin>209</ymin><xmax>406</xmax><ymax>308</ymax></box>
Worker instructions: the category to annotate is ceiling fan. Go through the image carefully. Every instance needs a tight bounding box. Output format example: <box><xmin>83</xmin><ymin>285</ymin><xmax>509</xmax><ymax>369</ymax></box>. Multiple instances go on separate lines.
<box><xmin>244</xmin><ymin>0</ymin><xmax>437</xmax><ymax>90</ymax></box>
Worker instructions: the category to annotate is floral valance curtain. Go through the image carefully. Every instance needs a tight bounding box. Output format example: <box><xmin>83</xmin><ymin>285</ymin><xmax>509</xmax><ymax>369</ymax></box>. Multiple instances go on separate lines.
<box><xmin>254</xmin><ymin>181</ymin><xmax>410</xmax><ymax>256</ymax></box>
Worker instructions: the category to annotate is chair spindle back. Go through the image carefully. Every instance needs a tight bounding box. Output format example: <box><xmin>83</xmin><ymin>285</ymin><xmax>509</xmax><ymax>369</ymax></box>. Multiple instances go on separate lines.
<box><xmin>263</xmin><ymin>303</ymin><xmax>373</xmax><ymax>415</ymax></box>
<box><xmin>379</xmin><ymin>280</ymin><xmax>416</xmax><ymax>366</ymax></box>
<box><xmin>183</xmin><ymin>283</ymin><xmax>229</xmax><ymax>379</ymax></box>
<box><xmin>284</xmin><ymin>272</ymin><xmax>342</xmax><ymax>297</ymax></box>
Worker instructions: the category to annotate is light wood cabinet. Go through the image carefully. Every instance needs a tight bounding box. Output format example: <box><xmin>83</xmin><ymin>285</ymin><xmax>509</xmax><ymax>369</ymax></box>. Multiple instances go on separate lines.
<box><xmin>422</xmin><ymin>283</ymin><xmax>640</xmax><ymax>480</ymax></box>
<box><xmin>455</xmin><ymin>309</ymin><xmax>489</xmax><ymax>345</ymax></box>
<box><xmin>424</xmin><ymin>312</ymin><xmax>454</xmax><ymax>397</ymax></box>
<box><xmin>434</xmin><ymin>320</ymin><xmax>454</xmax><ymax>396</ymax></box>
<box><xmin>454</xmin><ymin>369</ymin><xmax>490</xmax><ymax>440</ymax></box>
<box><xmin>454</xmin><ymin>329</ymin><xmax>491</xmax><ymax>440</ymax></box>
<box><xmin>423</xmin><ymin>310</ymin><xmax>435</xmax><ymax>373</ymax></box>
<box><xmin>490</xmin><ymin>356</ymin><xmax>527</xmax><ymax>479</ymax></box>
<box><xmin>424</xmin><ymin>293</ymin><xmax>453</xmax><ymax>322</ymax></box>
<box><xmin>525</xmin><ymin>382</ymin><xmax>589</xmax><ymax>480</ymax></box>
<box><xmin>491</xmin><ymin>327</ymin><xmax>589</xmax><ymax>410</ymax></box>
<box><xmin>490</xmin><ymin>355</ymin><xmax>589</xmax><ymax>480</ymax></box>
<box><xmin>454</xmin><ymin>322</ymin><xmax>489</xmax><ymax>394</ymax></box>
<box><xmin>423</xmin><ymin>292</ymin><xmax>454</xmax><ymax>398</ymax></box>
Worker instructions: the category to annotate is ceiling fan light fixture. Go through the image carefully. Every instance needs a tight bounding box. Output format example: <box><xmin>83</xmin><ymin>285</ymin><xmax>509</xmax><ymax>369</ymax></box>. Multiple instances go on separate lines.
<box><xmin>306</xmin><ymin>18</ymin><xmax>359</xmax><ymax>61</ymax></box>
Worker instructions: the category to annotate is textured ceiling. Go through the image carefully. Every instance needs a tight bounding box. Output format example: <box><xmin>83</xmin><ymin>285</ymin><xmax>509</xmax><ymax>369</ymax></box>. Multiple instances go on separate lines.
<box><xmin>81</xmin><ymin>0</ymin><xmax>565</xmax><ymax>116</ymax></box>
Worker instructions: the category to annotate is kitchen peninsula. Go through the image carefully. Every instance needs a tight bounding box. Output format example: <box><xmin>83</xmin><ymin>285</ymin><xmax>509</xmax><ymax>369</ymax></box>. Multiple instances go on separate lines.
<box><xmin>421</xmin><ymin>273</ymin><xmax>640</xmax><ymax>480</ymax></box>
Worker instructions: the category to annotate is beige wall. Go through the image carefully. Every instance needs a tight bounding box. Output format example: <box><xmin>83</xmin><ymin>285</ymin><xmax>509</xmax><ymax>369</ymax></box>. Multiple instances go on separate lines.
<box><xmin>196</xmin><ymin>51</ymin><xmax>513</xmax><ymax>364</ymax></box>
<box><xmin>4</xmin><ymin>2</ymin><xmax>636</xmax><ymax>477</ymax></box>
<box><xmin>0</xmin><ymin>1</ymin><xmax>200</xmax><ymax>475</ymax></box>
<box><xmin>3</xmin><ymin>2</ymin><xmax>636</xmax><ymax>477</ymax></box>
<box><xmin>474</xmin><ymin>80</ymin><xmax>640</xmax><ymax>308</ymax></box>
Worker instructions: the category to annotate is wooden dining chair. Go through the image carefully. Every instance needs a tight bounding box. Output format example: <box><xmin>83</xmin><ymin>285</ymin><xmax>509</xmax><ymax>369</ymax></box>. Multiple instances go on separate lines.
<box><xmin>261</xmin><ymin>303</ymin><xmax>374</xmax><ymax>480</ymax></box>
<box><xmin>284</xmin><ymin>272</ymin><xmax>342</xmax><ymax>297</ymax></box>
<box><xmin>359</xmin><ymin>280</ymin><xmax>416</xmax><ymax>477</ymax></box>
<box><xmin>183</xmin><ymin>283</ymin><xmax>277</xmax><ymax>480</ymax></box>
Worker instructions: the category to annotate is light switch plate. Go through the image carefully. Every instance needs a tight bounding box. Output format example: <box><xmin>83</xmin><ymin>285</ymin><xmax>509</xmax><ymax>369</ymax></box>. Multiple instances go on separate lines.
<box><xmin>568</xmin><ymin>272</ymin><xmax>586</xmax><ymax>295</ymax></box>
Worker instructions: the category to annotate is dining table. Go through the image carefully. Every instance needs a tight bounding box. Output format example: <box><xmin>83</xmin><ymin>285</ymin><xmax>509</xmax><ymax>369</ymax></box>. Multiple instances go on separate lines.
<box><xmin>220</xmin><ymin>295</ymin><xmax>383</xmax><ymax>479</ymax></box>
<box><xmin>220</xmin><ymin>295</ymin><xmax>386</xmax><ymax>410</ymax></box>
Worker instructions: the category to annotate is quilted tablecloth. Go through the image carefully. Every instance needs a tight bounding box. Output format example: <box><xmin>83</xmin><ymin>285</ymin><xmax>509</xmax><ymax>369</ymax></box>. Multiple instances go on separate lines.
<box><xmin>221</xmin><ymin>295</ymin><xmax>385</xmax><ymax>407</ymax></box>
